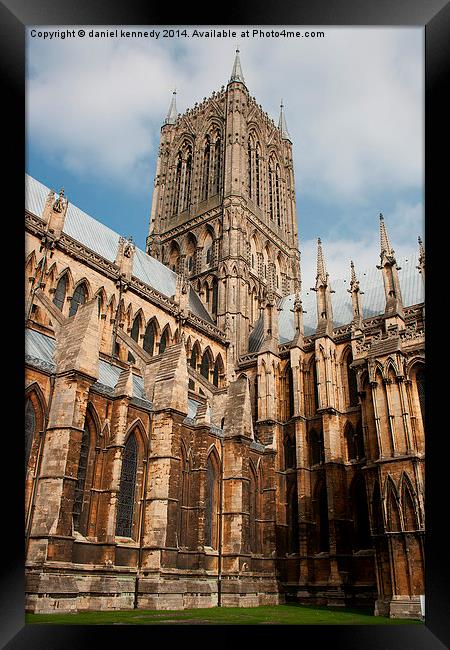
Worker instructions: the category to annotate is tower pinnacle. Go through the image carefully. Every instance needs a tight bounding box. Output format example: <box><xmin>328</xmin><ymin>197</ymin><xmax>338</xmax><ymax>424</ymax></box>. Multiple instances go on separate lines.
<box><xmin>164</xmin><ymin>89</ymin><xmax>178</xmax><ymax>126</ymax></box>
<box><xmin>229</xmin><ymin>47</ymin><xmax>245</xmax><ymax>85</ymax></box>
<box><xmin>278</xmin><ymin>100</ymin><xmax>292</xmax><ymax>142</ymax></box>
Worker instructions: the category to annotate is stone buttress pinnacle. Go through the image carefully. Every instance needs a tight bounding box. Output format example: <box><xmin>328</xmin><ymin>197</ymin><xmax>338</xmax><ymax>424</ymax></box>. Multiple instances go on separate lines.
<box><xmin>316</xmin><ymin>237</ymin><xmax>328</xmax><ymax>285</ymax></box>
<box><xmin>379</xmin><ymin>212</ymin><xmax>394</xmax><ymax>258</ymax></box>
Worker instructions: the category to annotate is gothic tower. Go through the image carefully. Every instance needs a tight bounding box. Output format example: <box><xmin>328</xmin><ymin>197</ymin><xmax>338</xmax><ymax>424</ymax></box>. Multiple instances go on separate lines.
<box><xmin>147</xmin><ymin>50</ymin><xmax>301</xmax><ymax>361</ymax></box>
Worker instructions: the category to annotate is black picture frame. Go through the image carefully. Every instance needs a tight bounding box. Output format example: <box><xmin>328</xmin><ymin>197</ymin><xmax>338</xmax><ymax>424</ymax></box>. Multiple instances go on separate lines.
<box><xmin>3</xmin><ymin>0</ymin><xmax>448</xmax><ymax>647</ymax></box>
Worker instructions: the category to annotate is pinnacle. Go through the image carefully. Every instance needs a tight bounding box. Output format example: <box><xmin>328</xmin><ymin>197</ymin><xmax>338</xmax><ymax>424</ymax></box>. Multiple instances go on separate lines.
<box><xmin>164</xmin><ymin>89</ymin><xmax>178</xmax><ymax>125</ymax></box>
<box><xmin>379</xmin><ymin>212</ymin><xmax>394</xmax><ymax>257</ymax></box>
<box><xmin>278</xmin><ymin>99</ymin><xmax>292</xmax><ymax>141</ymax></box>
<box><xmin>230</xmin><ymin>47</ymin><xmax>245</xmax><ymax>85</ymax></box>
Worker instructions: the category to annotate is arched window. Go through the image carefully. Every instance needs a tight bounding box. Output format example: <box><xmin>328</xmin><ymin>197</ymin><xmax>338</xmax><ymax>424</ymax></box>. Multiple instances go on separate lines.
<box><xmin>248</xmin><ymin>138</ymin><xmax>252</xmax><ymax>198</ymax></box>
<box><xmin>116</xmin><ymin>432</ymin><xmax>138</xmax><ymax>538</ymax></box>
<box><xmin>268</xmin><ymin>157</ymin><xmax>275</xmax><ymax>220</ymax></box>
<box><xmin>159</xmin><ymin>328</ymin><xmax>170</xmax><ymax>354</ymax></box>
<box><xmin>204</xmin><ymin>454</ymin><xmax>219</xmax><ymax>548</ymax></box>
<box><xmin>211</xmin><ymin>278</ymin><xmax>218</xmax><ymax>318</ymax></box>
<box><xmin>416</xmin><ymin>366</ymin><xmax>425</xmax><ymax>428</ymax></box>
<box><xmin>355</xmin><ymin>421</ymin><xmax>365</xmax><ymax>460</ymax></box>
<box><xmin>53</xmin><ymin>274</ymin><xmax>67</xmax><ymax>311</ymax></box>
<box><xmin>173</xmin><ymin>152</ymin><xmax>182</xmax><ymax>215</ymax></box>
<box><xmin>248</xmin><ymin>466</ymin><xmax>258</xmax><ymax>554</ymax></box>
<box><xmin>275</xmin><ymin>164</ymin><xmax>281</xmax><ymax>226</ymax></box>
<box><xmin>318</xmin><ymin>482</ymin><xmax>330</xmax><ymax>552</ymax></box>
<box><xmin>213</xmin><ymin>355</ymin><xmax>224</xmax><ymax>388</ymax></box>
<box><xmin>143</xmin><ymin>321</ymin><xmax>156</xmax><ymax>355</ymax></box>
<box><xmin>255</xmin><ymin>144</ymin><xmax>261</xmax><ymax>206</ymax></box>
<box><xmin>386</xmin><ymin>484</ymin><xmax>401</xmax><ymax>532</ymax></box>
<box><xmin>402</xmin><ymin>481</ymin><xmax>418</xmax><ymax>531</ymax></box>
<box><xmin>69</xmin><ymin>283</ymin><xmax>87</xmax><ymax>317</ymax></box>
<box><xmin>346</xmin><ymin>352</ymin><xmax>359</xmax><ymax>406</ymax></box>
<box><xmin>212</xmin><ymin>133</ymin><xmax>221</xmax><ymax>195</ymax></box>
<box><xmin>178</xmin><ymin>449</ymin><xmax>191</xmax><ymax>547</ymax></box>
<box><xmin>310</xmin><ymin>429</ymin><xmax>324</xmax><ymax>466</ymax></box>
<box><xmin>25</xmin><ymin>397</ymin><xmax>36</xmax><ymax>471</ymax></box>
<box><xmin>73</xmin><ymin>417</ymin><xmax>91</xmax><ymax>532</ymax></box>
<box><xmin>200</xmin><ymin>351</ymin><xmax>211</xmax><ymax>381</ymax></box>
<box><xmin>202</xmin><ymin>136</ymin><xmax>211</xmax><ymax>200</ymax></box>
<box><xmin>351</xmin><ymin>474</ymin><xmax>372</xmax><ymax>550</ymax></box>
<box><xmin>284</xmin><ymin>434</ymin><xmax>296</xmax><ymax>469</ymax></box>
<box><xmin>183</xmin><ymin>148</ymin><xmax>192</xmax><ymax>210</ymax></box>
<box><xmin>130</xmin><ymin>315</ymin><xmax>140</xmax><ymax>343</ymax></box>
<box><xmin>345</xmin><ymin>423</ymin><xmax>356</xmax><ymax>461</ymax></box>
<box><xmin>313</xmin><ymin>361</ymin><xmax>320</xmax><ymax>412</ymax></box>
<box><xmin>372</xmin><ymin>481</ymin><xmax>384</xmax><ymax>535</ymax></box>
<box><xmin>190</xmin><ymin>344</ymin><xmax>199</xmax><ymax>370</ymax></box>
<box><xmin>286</xmin><ymin>476</ymin><xmax>299</xmax><ymax>553</ymax></box>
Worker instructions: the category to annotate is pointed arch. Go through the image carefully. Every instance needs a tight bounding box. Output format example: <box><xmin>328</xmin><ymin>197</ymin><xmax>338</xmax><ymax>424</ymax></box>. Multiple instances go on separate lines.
<box><xmin>385</xmin><ymin>477</ymin><xmax>401</xmax><ymax>532</ymax></box>
<box><xmin>212</xmin><ymin>353</ymin><xmax>224</xmax><ymax>388</ymax></box>
<box><xmin>159</xmin><ymin>323</ymin><xmax>171</xmax><ymax>354</ymax></box>
<box><xmin>130</xmin><ymin>310</ymin><xmax>143</xmax><ymax>343</ymax></box>
<box><xmin>24</xmin><ymin>383</ymin><xmax>46</xmax><ymax>472</ymax></box>
<box><xmin>315</xmin><ymin>479</ymin><xmax>330</xmax><ymax>553</ymax></box>
<box><xmin>371</xmin><ymin>480</ymin><xmax>384</xmax><ymax>535</ymax></box>
<box><xmin>350</xmin><ymin>473</ymin><xmax>372</xmax><ymax>550</ymax></box>
<box><xmin>178</xmin><ymin>442</ymin><xmax>192</xmax><ymax>548</ymax></box>
<box><xmin>143</xmin><ymin>317</ymin><xmax>159</xmax><ymax>356</ymax></box>
<box><xmin>283</xmin><ymin>431</ymin><xmax>296</xmax><ymax>469</ymax></box>
<box><xmin>115</xmin><ymin>424</ymin><xmax>145</xmax><ymax>539</ymax></box>
<box><xmin>400</xmin><ymin>473</ymin><xmax>419</xmax><ymax>531</ymax></box>
<box><xmin>345</xmin><ymin>421</ymin><xmax>356</xmax><ymax>461</ymax></box>
<box><xmin>200</xmin><ymin>346</ymin><xmax>213</xmax><ymax>382</ymax></box>
<box><xmin>204</xmin><ymin>449</ymin><xmax>220</xmax><ymax>548</ymax></box>
<box><xmin>52</xmin><ymin>272</ymin><xmax>68</xmax><ymax>312</ymax></box>
<box><xmin>72</xmin><ymin>405</ymin><xmax>98</xmax><ymax>534</ymax></box>
<box><xmin>183</xmin><ymin>233</ymin><xmax>197</xmax><ymax>276</ymax></box>
<box><xmin>248</xmin><ymin>460</ymin><xmax>261</xmax><ymax>554</ymax></box>
<box><xmin>168</xmin><ymin>241</ymin><xmax>181</xmax><ymax>273</ymax></box>
<box><xmin>309</xmin><ymin>427</ymin><xmax>324</xmax><ymax>466</ymax></box>
<box><xmin>189</xmin><ymin>340</ymin><xmax>201</xmax><ymax>371</ymax></box>
<box><xmin>69</xmin><ymin>280</ymin><xmax>89</xmax><ymax>317</ymax></box>
<box><xmin>94</xmin><ymin>287</ymin><xmax>107</xmax><ymax>317</ymax></box>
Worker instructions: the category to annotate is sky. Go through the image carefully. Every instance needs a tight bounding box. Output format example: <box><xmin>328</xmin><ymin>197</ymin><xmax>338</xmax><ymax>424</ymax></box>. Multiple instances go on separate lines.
<box><xmin>26</xmin><ymin>26</ymin><xmax>424</xmax><ymax>288</ymax></box>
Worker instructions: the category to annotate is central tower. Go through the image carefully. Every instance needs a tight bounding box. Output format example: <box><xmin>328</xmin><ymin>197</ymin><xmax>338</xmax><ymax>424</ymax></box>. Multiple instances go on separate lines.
<box><xmin>147</xmin><ymin>50</ymin><xmax>300</xmax><ymax>359</ymax></box>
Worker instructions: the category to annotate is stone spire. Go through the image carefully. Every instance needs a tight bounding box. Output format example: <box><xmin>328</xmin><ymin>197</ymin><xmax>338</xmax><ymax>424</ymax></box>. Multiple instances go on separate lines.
<box><xmin>379</xmin><ymin>212</ymin><xmax>394</xmax><ymax>259</ymax></box>
<box><xmin>312</xmin><ymin>238</ymin><xmax>334</xmax><ymax>336</ymax></box>
<box><xmin>348</xmin><ymin>260</ymin><xmax>364</xmax><ymax>329</ymax></box>
<box><xmin>164</xmin><ymin>89</ymin><xmax>178</xmax><ymax>126</ymax></box>
<box><xmin>278</xmin><ymin>100</ymin><xmax>292</xmax><ymax>142</ymax></box>
<box><xmin>376</xmin><ymin>213</ymin><xmax>404</xmax><ymax>324</ymax></box>
<box><xmin>229</xmin><ymin>47</ymin><xmax>245</xmax><ymax>85</ymax></box>
<box><xmin>316</xmin><ymin>237</ymin><xmax>328</xmax><ymax>286</ymax></box>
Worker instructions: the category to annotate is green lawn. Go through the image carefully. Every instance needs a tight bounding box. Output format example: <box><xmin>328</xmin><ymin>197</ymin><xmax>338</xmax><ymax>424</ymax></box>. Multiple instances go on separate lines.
<box><xmin>26</xmin><ymin>603</ymin><xmax>423</xmax><ymax>626</ymax></box>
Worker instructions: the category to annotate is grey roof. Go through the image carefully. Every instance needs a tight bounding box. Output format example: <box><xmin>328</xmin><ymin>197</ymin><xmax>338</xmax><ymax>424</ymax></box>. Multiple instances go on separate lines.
<box><xmin>251</xmin><ymin>252</ymin><xmax>424</xmax><ymax>349</ymax></box>
<box><xmin>25</xmin><ymin>328</ymin><xmax>149</xmax><ymax>400</ymax></box>
<box><xmin>25</xmin><ymin>174</ymin><xmax>213</xmax><ymax>323</ymax></box>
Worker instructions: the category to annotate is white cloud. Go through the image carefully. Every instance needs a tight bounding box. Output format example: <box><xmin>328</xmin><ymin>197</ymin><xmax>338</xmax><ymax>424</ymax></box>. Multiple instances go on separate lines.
<box><xmin>27</xmin><ymin>26</ymin><xmax>423</xmax><ymax>203</ymax></box>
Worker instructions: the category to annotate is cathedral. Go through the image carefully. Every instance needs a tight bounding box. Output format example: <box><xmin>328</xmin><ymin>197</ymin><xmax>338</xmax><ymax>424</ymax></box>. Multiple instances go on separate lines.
<box><xmin>25</xmin><ymin>50</ymin><xmax>425</xmax><ymax>618</ymax></box>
